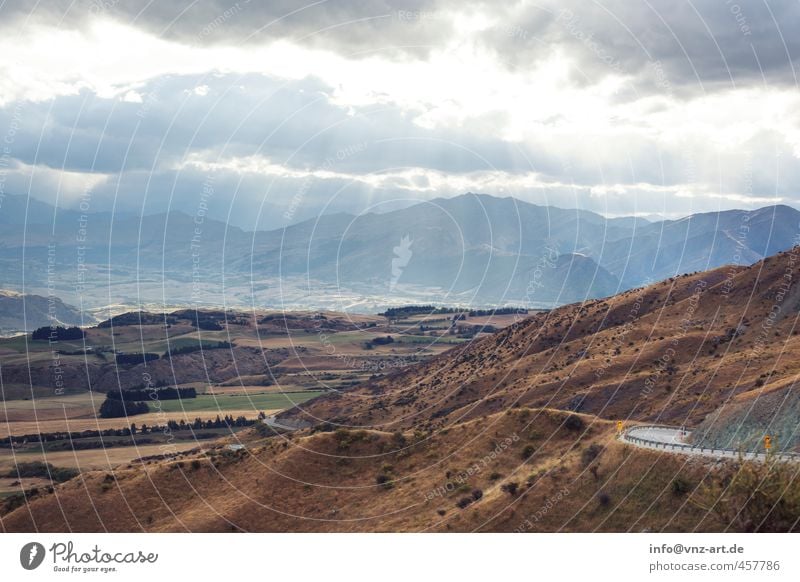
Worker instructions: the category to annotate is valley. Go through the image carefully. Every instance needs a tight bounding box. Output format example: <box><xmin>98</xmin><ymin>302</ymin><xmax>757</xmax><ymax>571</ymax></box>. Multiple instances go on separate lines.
<box><xmin>2</xmin><ymin>249</ymin><xmax>800</xmax><ymax>532</ymax></box>
<box><xmin>0</xmin><ymin>305</ymin><xmax>523</xmax><ymax>504</ymax></box>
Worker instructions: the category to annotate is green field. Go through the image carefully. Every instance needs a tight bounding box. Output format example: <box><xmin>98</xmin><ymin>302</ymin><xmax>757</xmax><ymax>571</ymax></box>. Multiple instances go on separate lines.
<box><xmin>392</xmin><ymin>335</ymin><xmax>466</xmax><ymax>344</ymax></box>
<box><xmin>154</xmin><ymin>391</ymin><xmax>326</xmax><ymax>413</ymax></box>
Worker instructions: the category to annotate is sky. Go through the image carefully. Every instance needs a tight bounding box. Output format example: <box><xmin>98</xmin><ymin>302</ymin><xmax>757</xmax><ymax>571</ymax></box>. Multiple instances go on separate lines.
<box><xmin>0</xmin><ymin>0</ymin><xmax>798</xmax><ymax>229</ymax></box>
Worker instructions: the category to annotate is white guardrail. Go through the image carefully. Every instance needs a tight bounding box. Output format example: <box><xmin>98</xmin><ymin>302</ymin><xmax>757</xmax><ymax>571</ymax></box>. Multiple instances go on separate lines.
<box><xmin>621</xmin><ymin>425</ymin><xmax>800</xmax><ymax>463</ymax></box>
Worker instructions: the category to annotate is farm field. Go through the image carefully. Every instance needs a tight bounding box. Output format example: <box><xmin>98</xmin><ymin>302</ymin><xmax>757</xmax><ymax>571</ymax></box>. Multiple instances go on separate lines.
<box><xmin>0</xmin><ymin>306</ymin><xmax>524</xmax><ymax>505</ymax></box>
<box><xmin>154</xmin><ymin>391</ymin><xmax>326</xmax><ymax>413</ymax></box>
<box><xmin>0</xmin><ymin>390</ymin><xmax>317</xmax><ymax>437</ymax></box>
<box><xmin>0</xmin><ymin>442</ymin><xmax>202</xmax><ymax>473</ymax></box>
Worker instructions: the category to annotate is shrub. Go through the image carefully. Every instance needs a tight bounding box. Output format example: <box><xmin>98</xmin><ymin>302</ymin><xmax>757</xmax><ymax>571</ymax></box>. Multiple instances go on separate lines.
<box><xmin>581</xmin><ymin>443</ymin><xmax>604</xmax><ymax>467</ymax></box>
<box><xmin>521</xmin><ymin>444</ymin><xmax>536</xmax><ymax>460</ymax></box>
<box><xmin>671</xmin><ymin>477</ymin><xmax>691</xmax><ymax>497</ymax></box>
<box><xmin>471</xmin><ymin>489</ymin><xmax>483</xmax><ymax>501</ymax></box>
<box><xmin>392</xmin><ymin>431</ymin><xmax>407</xmax><ymax>447</ymax></box>
<box><xmin>597</xmin><ymin>492</ymin><xmax>611</xmax><ymax>507</ymax></box>
<box><xmin>489</xmin><ymin>472</ymin><xmax>502</xmax><ymax>481</ymax></box>
<box><xmin>375</xmin><ymin>474</ymin><xmax>392</xmax><ymax>488</ymax></box>
<box><xmin>456</xmin><ymin>497</ymin><xmax>473</xmax><ymax>509</ymax></box>
<box><xmin>501</xmin><ymin>482</ymin><xmax>519</xmax><ymax>496</ymax></box>
<box><xmin>564</xmin><ymin>414</ymin><xmax>585</xmax><ymax>431</ymax></box>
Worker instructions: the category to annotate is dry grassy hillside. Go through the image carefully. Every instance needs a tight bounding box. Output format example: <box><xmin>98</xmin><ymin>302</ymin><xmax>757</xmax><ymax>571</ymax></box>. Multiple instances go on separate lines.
<box><xmin>1</xmin><ymin>408</ymin><xmax>730</xmax><ymax>532</ymax></box>
<box><xmin>281</xmin><ymin>248</ymin><xmax>800</xmax><ymax>446</ymax></box>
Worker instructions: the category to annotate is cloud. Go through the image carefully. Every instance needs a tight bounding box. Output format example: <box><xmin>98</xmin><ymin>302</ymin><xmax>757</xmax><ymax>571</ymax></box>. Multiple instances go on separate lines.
<box><xmin>480</xmin><ymin>0</ymin><xmax>800</xmax><ymax>95</ymax></box>
<box><xmin>0</xmin><ymin>0</ymin><xmax>459</xmax><ymax>57</ymax></box>
<box><xmin>1</xmin><ymin>1</ymin><xmax>799</xmax><ymax>227</ymax></box>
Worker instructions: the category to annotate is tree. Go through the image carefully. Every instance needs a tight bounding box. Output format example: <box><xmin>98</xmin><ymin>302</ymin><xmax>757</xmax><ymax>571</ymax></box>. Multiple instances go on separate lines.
<box><xmin>31</xmin><ymin>326</ymin><xmax>84</xmax><ymax>341</ymax></box>
<box><xmin>98</xmin><ymin>398</ymin><xmax>149</xmax><ymax>419</ymax></box>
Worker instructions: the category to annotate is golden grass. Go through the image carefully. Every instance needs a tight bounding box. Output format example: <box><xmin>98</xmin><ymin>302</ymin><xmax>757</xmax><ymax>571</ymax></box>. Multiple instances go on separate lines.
<box><xmin>0</xmin><ymin>442</ymin><xmax>202</xmax><ymax>472</ymax></box>
<box><xmin>0</xmin><ymin>409</ymin><xmax>281</xmax><ymax>438</ymax></box>
<box><xmin>0</xmin><ymin>407</ymin><xmax>725</xmax><ymax>532</ymax></box>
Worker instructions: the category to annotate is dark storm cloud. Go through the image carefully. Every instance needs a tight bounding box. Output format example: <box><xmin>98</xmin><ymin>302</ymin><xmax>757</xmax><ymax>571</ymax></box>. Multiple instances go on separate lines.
<box><xmin>0</xmin><ymin>0</ymin><xmax>462</xmax><ymax>58</ymax></box>
<box><xmin>482</xmin><ymin>0</ymin><xmax>800</xmax><ymax>94</ymax></box>
<box><xmin>5</xmin><ymin>0</ymin><xmax>797</xmax><ymax>95</ymax></box>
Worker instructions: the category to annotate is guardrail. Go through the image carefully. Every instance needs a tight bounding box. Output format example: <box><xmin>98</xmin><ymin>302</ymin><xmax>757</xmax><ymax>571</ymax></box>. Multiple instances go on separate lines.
<box><xmin>262</xmin><ymin>415</ymin><xmax>312</xmax><ymax>431</ymax></box>
<box><xmin>621</xmin><ymin>425</ymin><xmax>800</xmax><ymax>463</ymax></box>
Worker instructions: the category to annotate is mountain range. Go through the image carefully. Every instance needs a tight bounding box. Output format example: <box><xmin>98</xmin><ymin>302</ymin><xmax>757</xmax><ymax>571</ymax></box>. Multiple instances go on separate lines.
<box><xmin>1</xmin><ymin>192</ymin><xmax>799</xmax><ymax>310</ymax></box>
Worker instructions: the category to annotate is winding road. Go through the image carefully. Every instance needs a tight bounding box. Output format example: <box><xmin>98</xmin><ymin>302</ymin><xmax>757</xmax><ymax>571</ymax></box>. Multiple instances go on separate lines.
<box><xmin>262</xmin><ymin>415</ymin><xmax>310</xmax><ymax>431</ymax></box>
<box><xmin>620</xmin><ymin>425</ymin><xmax>800</xmax><ymax>463</ymax></box>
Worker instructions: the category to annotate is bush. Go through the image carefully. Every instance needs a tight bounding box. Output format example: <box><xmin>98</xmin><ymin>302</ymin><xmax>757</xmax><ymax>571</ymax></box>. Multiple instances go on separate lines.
<box><xmin>564</xmin><ymin>414</ymin><xmax>585</xmax><ymax>431</ymax></box>
<box><xmin>581</xmin><ymin>443</ymin><xmax>604</xmax><ymax>467</ymax></box>
<box><xmin>671</xmin><ymin>477</ymin><xmax>691</xmax><ymax>497</ymax></box>
<box><xmin>375</xmin><ymin>474</ymin><xmax>393</xmax><ymax>489</ymax></box>
<box><xmin>521</xmin><ymin>445</ymin><xmax>536</xmax><ymax>460</ymax></box>
<box><xmin>456</xmin><ymin>497</ymin><xmax>473</xmax><ymax>509</ymax></box>
<box><xmin>597</xmin><ymin>492</ymin><xmax>611</xmax><ymax>507</ymax></box>
<box><xmin>392</xmin><ymin>431</ymin><xmax>407</xmax><ymax>447</ymax></box>
<box><xmin>471</xmin><ymin>489</ymin><xmax>483</xmax><ymax>501</ymax></box>
<box><xmin>501</xmin><ymin>482</ymin><xmax>519</xmax><ymax>496</ymax></box>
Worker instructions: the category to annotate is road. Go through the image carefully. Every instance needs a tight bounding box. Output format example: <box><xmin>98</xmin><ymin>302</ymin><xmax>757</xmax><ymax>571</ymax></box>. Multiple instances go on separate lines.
<box><xmin>620</xmin><ymin>425</ymin><xmax>800</xmax><ymax>463</ymax></box>
<box><xmin>262</xmin><ymin>415</ymin><xmax>310</xmax><ymax>432</ymax></box>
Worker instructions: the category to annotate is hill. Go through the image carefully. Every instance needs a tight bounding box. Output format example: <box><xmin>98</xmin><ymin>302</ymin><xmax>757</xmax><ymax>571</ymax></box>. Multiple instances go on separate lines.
<box><xmin>0</xmin><ymin>290</ymin><xmax>88</xmax><ymax>333</ymax></box>
<box><xmin>0</xmin><ymin>408</ymin><xmax>727</xmax><ymax>532</ymax></box>
<box><xmin>280</xmin><ymin>247</ymin><xmax>800</xmax><ymax>451</ymax></box>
